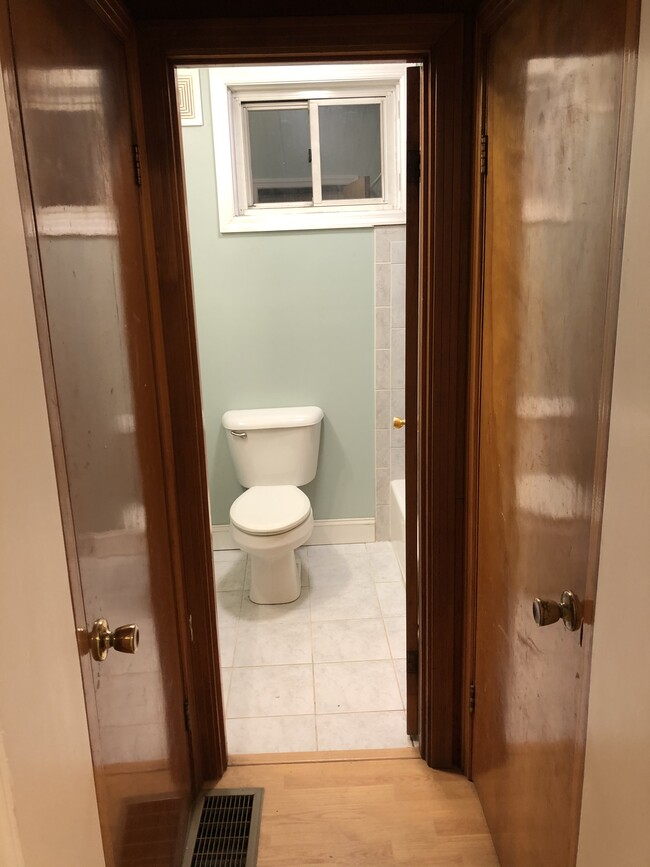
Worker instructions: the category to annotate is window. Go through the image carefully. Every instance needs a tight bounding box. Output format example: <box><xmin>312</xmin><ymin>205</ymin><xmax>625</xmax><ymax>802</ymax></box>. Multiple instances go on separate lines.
<box><xmin>207</xmin><ymin>64</ymin><xmax>408</xmax><ymax>233</ymax></box>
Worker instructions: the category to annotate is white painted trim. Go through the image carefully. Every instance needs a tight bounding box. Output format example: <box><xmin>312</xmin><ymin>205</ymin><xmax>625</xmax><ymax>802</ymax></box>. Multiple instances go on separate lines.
<box><xmin>208</xmin><ymin>62</ymin><xmax>408</xmax><ymax>234</ymax></box>
<box><xmin>216</xmin><ymin>207</ymin><xmax>406</xmax><ymax>233</ymax></box>
<box><xmin>212</xmin><ymin>518</ymin><xmax>375</xmax><ymax>550</ymax></box>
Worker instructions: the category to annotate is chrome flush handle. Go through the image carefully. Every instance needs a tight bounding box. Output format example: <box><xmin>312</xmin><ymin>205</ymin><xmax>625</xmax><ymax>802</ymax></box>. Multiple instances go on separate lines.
<box><xmin>231</xmin><ymin>430</ymin><xmax>248</xmax><ymax>438</ymax></box>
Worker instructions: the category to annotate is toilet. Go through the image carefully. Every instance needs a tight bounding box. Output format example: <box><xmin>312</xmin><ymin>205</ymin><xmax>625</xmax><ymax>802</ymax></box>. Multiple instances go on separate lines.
<box><xmin>222</xmin><ymin>406</ymin><xmax>324</xmax><ymax>604</ymax></box>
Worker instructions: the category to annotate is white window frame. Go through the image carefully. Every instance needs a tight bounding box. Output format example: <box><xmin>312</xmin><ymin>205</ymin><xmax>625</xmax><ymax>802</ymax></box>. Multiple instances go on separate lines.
<box><xmin>207</xmin><ymin>63</ymin><xmax>408</xmax><ymax>233</ymax></box>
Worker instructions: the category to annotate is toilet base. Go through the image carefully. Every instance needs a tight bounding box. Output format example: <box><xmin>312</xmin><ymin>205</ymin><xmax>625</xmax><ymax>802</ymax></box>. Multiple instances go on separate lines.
<box><xmin>231</xmin><ymin>511</ymin><xmax>313</xmax><ymax>605</ymax></box>
<box><xmin>249</xmin><ymin>553</ymin><xmax>301</xmax><ymax>605</ymax></box>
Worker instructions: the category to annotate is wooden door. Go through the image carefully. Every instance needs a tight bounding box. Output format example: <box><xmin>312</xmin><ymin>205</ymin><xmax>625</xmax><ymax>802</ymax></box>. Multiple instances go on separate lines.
<box><xmin>5</xmin><ymin>0</ymin><xmax>194</xmax><ymax>863</ymax></box>
<box><xmin>471</xmin><ymin>1</ymin><xmax>638</xmax><ymax>865</ymax></box>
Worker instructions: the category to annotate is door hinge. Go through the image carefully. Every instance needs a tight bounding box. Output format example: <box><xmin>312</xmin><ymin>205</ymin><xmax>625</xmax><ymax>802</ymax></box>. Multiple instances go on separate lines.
<box><xmin>132</xmin><ymin>143</ymin><xmax>142</xmax><ymax>187</ymax></box>
<box><xmin>469</xmin><ymin>681</ymin><xmax>476</xmax><ymax>714</ymax></box>
<box><xmin>406</xmin><ymin>649</ymin><xmax>419</xmax><ymax>675</ymax></box>
<box><xmin>407</xmin><ymin>148</ymin><xmax>421</xmax><ymax>184</ymax></box>
<box><xmin>183</xmin><ymin>698</ymin><xmax>191</xmax><ymax>732</ymax></box>
<box><xmin>480</xmin><ymin>133</ymin><xmax>488</xmax><ymax>176</ymax></box>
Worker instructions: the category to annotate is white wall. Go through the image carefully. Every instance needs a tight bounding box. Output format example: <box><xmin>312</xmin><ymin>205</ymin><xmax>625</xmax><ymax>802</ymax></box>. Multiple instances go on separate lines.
<box><xmin>577</xmin><ymin>2</ymin><xmax>650</xmax><ymax>863</ymax></box>
<box><xmin>0</xmin><ymin>77</ymin><xmax>105</xmax><ymax>865</ymax></box>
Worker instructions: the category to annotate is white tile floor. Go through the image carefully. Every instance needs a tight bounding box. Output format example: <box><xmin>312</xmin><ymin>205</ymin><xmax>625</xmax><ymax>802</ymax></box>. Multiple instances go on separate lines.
<box><xmin>214</xmin><ymin>542</ymin><xmax>411</xmax><ymax>755</ymax></box>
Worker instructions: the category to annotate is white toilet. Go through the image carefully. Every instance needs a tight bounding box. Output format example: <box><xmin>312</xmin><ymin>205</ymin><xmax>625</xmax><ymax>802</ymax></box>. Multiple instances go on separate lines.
<box><xmin>222</xmin><ymin>406</ymin><xmax>323</xmax><ymax>604</ymax></box>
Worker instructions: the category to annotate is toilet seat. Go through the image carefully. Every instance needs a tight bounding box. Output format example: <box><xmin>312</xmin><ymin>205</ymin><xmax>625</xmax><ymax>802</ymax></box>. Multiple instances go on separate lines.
<box><xmin>230</xmin><ymin>485</ymin><xmax>311</xmax><ymax>536</ymax></box>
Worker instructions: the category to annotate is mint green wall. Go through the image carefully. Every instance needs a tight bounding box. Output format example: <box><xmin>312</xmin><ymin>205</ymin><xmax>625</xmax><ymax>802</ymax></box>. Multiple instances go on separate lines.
<box><xmin>181</xmin><ymin>70</ymin><xmax>375</xmax><ymax>525</ymax></box>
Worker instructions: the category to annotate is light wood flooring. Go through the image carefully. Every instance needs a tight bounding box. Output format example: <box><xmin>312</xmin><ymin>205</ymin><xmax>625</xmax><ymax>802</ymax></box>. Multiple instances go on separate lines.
<box><xmin>214</xmin><ymin>752</ymin><xmax>499</xmax><ymax>865</ymax></box>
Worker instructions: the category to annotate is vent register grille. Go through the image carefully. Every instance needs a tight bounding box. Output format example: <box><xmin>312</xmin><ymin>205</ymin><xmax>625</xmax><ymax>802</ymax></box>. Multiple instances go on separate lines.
<box><xmin>183</xmin><ymin>789</ymin><xmax>263</xmax><ymax>867</ymax></box>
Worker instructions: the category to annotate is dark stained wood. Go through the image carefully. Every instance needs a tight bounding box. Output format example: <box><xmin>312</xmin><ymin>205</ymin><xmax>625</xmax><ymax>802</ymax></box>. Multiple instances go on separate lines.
<box><xmin>136</xmin><ymin>43</ymin><xmax>228</xmax><ymax>788</ymax></box>
<box><xmin>136</xmin><ymin>12</ymin><xmax>473</xmax><ymax>769</ymax></box>
<box><xmin>123</xmin><ymin>10</ymin><xmax>228</xmax><ymax>792</ymax></box>
<box><xmin>469</xmin><ymin>1</ymin><xmax>641</xmax><ymax>865</ymax></box>
<box><xmin>416</xmin><ymin>16</ymin><xmax>474</xmax><ymax>767</ymax></box>
<box><xmin>126</xmin><ymin>0</ymin><xmax>478</xmax><ymax>21</ymax></box>
<box><xmin>461</xmin><ymin>9</ymin><xmax>489</xmax><ymax>779</ymax></box>
<box><xmin>2</xmin><ymin>0</ymin><xmax>196</xmax><ymax>862</ymax></box>
<box><xmin>405</xmin><ymin>64</ymin><xmax>421</xmax><ymax>737</ymax></box>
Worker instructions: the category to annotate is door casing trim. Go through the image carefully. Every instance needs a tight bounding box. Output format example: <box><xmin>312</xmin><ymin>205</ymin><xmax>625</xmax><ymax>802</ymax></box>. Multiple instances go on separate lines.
<box><xmin>136</xmin><ymin>11</ymin><xmax>473</xmax><ymax>776</ymax></box>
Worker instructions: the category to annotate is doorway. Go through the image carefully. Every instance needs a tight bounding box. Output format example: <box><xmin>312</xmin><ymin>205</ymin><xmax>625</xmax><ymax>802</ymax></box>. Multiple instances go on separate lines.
<box><xmin>178</xmin><ymin>61</ymin><xmax>413</xmax><ymax>755</ymax></box>
<box><xmin>137</xmin><ymin>13</ymin><xmax>470</xmax><ymax>775</ymax></box>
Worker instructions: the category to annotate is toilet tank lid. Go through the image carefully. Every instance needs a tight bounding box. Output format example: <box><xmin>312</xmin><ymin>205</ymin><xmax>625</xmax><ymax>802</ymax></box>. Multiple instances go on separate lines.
<box><xmin>222</xmin><ymin>406</ymin><xmax>324</xmax><ymax>432</ymax></box>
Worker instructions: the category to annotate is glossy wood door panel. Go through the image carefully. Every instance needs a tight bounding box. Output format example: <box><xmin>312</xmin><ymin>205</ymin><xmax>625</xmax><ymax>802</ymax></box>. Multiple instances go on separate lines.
<box><xmin>5</xmin><ymin>0</ymin><xmax>194</xmax><ymax>863</ymax></box>
<box><xmin>471</xmin><ymin>1</ymin><xmax>639</xmax><ymax>865</ymax></box>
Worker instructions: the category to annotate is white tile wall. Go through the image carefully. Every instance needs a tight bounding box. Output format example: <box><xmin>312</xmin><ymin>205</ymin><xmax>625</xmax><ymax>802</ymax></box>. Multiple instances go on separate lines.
<box><xmin>375</xmin><ymin>226</ymin><xmax>406</xmax><ymax>539</ymax></box>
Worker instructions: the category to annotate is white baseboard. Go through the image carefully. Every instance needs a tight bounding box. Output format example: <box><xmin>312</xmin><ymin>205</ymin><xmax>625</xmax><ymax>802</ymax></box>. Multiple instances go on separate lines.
<box><xmin>211</xmin><ymin>518</ymin><xmax>376</xmax><ymax>551</ymax></box>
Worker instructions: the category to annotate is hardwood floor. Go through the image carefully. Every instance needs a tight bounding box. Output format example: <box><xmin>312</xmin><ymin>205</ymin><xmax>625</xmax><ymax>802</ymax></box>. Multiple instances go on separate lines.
<box><xmin>214</xmin><ymin>754</ymin><xmax>499</xmax><ymax>865</ymax></box>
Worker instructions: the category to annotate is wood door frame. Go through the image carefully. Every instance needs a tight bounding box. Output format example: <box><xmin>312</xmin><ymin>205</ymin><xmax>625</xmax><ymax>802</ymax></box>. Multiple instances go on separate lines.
<box><xmin>404</xmin><ymin>64</ymin><xmax>422</xmax><ymax>737</ymax></box>
<box><xmin>463</xmin><ymin>0</ymin><xmax>642</xmax><ymax>828</ymax></box>
<box><xmin>136</xmin><ymin>11</ymin><xmax>473</xmax><ymax>772</ymax></box>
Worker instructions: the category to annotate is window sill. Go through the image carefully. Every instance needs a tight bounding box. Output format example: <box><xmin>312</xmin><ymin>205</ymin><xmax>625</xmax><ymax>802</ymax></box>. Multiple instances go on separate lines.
<box><xmin>219</xmin><ymin>207</ymin><xmax>406</xmax><ymax>234</ymax></box>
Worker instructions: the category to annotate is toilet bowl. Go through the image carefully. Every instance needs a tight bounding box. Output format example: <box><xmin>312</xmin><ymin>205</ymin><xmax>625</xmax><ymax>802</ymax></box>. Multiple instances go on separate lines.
<box><xmin>230</xmin><ymin>485</ymin><xmax>314</xmax><ymax>604</ymax></box>
<box><xmin>222</xmin><ymin>406</ymin><xmax>323</xmax><ymax>605</ymax></box>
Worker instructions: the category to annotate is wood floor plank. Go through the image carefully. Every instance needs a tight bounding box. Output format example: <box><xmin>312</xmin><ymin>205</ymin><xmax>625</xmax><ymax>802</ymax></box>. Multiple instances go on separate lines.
<box><xmin>214</xmin><ymin>757</ymin><xmax>499</xmax><ymax>866</ymax></box>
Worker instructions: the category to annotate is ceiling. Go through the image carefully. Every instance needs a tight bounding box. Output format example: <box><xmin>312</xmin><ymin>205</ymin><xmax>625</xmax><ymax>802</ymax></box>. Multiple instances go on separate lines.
<box><xmin>124</xmin><ymin>0</ymin><xmax>478</xmax><ymax>21</ymax></box>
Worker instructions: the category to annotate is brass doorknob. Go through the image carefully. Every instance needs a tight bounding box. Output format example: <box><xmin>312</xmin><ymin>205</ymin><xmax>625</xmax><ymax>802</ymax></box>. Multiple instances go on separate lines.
<box><xmin>90</xmin><ymin>618</ymin><xmax>139</xmax><ymax>662</ymax></box>
<box><xmin>393</xmin><ymin>417</ymin><xmax>406</xmax><ymax>429</ymax></box>
<box><xmin>532</xmin><ymin>591</ymin><xmax>582</xmax><ymax>632</ymax></box>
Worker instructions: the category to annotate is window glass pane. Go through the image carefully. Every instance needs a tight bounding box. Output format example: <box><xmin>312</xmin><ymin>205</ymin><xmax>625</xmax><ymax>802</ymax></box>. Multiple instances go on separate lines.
<box><xmin>247</xmin><ymin>107</ymin><xmax>312</xmax><ymax>204</ymax></box>
<box><xmin>318</xmin><ymin>103</ymin><xmax>382</xmax><ymax>200</ymax></box>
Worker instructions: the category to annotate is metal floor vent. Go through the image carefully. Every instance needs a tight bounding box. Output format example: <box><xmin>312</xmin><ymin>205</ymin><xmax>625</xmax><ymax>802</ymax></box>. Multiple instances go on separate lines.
<box><xmin>183</xmin><ymin>788</ymin><xmax>263</xmax><ymax>867</ymax></box>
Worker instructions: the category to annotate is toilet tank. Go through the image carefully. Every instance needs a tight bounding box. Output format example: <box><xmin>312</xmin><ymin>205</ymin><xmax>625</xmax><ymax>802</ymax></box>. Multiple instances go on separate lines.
<box><xmin>222</xmin><ymin>406</ymin><xmax>324</xmax><ymax>488</ymax></box>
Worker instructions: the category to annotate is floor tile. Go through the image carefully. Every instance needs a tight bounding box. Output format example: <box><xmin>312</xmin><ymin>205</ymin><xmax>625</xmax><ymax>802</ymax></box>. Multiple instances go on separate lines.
<box><xmin>213</xmin><ymin>548</ymin><xmax>244</xmax><ymax>561</ymax></box>
<box><xmin>307</xmin><ymin>553</ymin><xmax>371</xmax><ymax>588</ymax></box>
<box><xmin>227</xmin><ymin>664</ymin><xmax>314</xmax><ymax>718</ymax></box>
<box><xmin>316</xmin><ymin>711</ymin><xmax>411</xmax><ymax>750</ymax></box>
<box><xmin>233</xmin><ymin>622</ymin><xmax>312</xmax><ymax>667</ymax></box>
<box><xmin>240</xmin><ymin>587</ymin><xmax>311</xmax><ymax>624</ymax></box>
<box><xmin>227</xmin><ymin>715</ymin><xmax>317</xmax><ymax>754</ymax></box>
<box><xmin>383</xmin><ymin>617</ymin><xmax>406</xmax><ymax>659</ymax></box>
<box><xmin>369</xmin><ymin>552</ymin><xmax>403</xmax><ymax>583</ymax></box>
<box><xmin>217</xmin><ymin>590</ymin><xmax>244</xmax><ymax>629</ymax></box>
<box><xmin>313</xmin><ymin>660</ymin><xmax>402</xmax><ymax>714</ymax></box>
<box><xmin>309</xmin><ymin>583</ymin><xmax>381</xmax><ymax>622</ymax></box>
<box><xmin>311</xmin><ymin>619</ymin><xmax>390</xmax><ymax>663</ymax></box>
<box><xmin>376</xmin><ymin>582</ymin><xmax>406</xmax><ymax>618</ymax></box>
<box><xmin>215</xmin><ymin>543</ymin><xmax>408</xmax><ymax>755</ymax></box>
<box><xmin>217</xmin><ymin>626</ymin><xmax>237</xmax><ymax>668</ymax></box>
<box><xmin>220</xmin><ymin>668</ymin><xmax>233</xmax><ymax>711</ymax></box>
<box><xmin>307</xmin><ymin>543</ymin><xmax>368</xmax><ymax>560</ymax></box>
<box><xmin>393</xmin><ymin>659</ymin><xmax>407</xmax><ymax>708</ymax></box>
<box><xmin>365</xmin><ymin>541</ymin><xmax>394</xmax><ymax>555</ymax></box>
<box><xmin>213</xmin><ymin>553</ymin><xmax>246</xmax><ymax>591</ymax></box>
